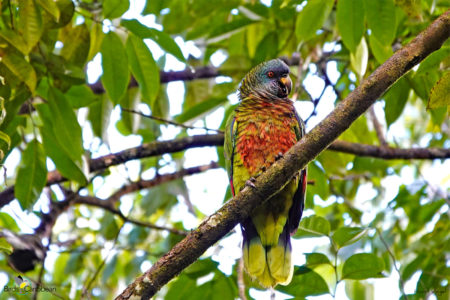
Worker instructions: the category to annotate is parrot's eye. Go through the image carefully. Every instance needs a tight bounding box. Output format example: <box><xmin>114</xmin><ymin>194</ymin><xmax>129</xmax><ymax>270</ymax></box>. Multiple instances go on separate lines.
<box><xmin>267</xmin><ymin>71</ymin><xmax>274</xmax><ymax>78</ymax></box>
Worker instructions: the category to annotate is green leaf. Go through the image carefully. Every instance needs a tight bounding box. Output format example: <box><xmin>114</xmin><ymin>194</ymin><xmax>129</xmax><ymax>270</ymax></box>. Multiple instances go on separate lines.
<box><xmin>277</xmin><ymin>266</ymin><xmax>330</xmax><ymax>297</ymax></box>
<box><xmin>295</xmin><ymin>215</ymin><xmax>331</xmax><ymax>238</ymax></box>
<box><xmin>37</xmin><ymin>0</ymin><xmax>60</xmax><ymax>20</ymax></box>
<box><xmin>342</xmin><ymin>253</ymin><xmax>385</xmax><ymax>279</ymax></box>
<box><xmin>332</xmin><ymin>227</ymin><xmax>368</xmax><ymax>248</ymax></box>
<box><xmin>100</xmin><ymin>212</ymin><xmax>120</xmax><ymax>240</ymax></box>
<box><xmin>350</xmin><ymin>37</ymin><xmax>368</xmax><ymax>81</ymax></box>
<box><xmin>0</xmin><ymin>212</ymin><xmax>20</xmax><ymax>231</ymax></box>
<box><xmin>184</xmin><ymin>259</ymin><xmax>218</xmax><ymax>278</ymax></box>
<box><xmin>253</xmin><ymin>31</ymin><xmax>278</xmax><ymax>64</ymax></box>
<box><xmin>345</xmin><ymin>280</ymin><xmax>374</xmax><ymax>300</ymax></box>
<box><xmin>0</xmin><ymin>29</ymin><xmax>29</xmax><ymax>55</ymax></box>
<box><xmin>87</xmin><ymin>23</ymin><xmax>105</xmax><ymax>61</ymax></box>
<box><xmin>416</xmin><ymin>46</ymin><xmax>450</xmax><ymax>76</ymax></box>
<box><xmin>0</xmin><ymin>131</ymin><xmax>11</xmax><ymax>149</ymax></box>
<box><xmin>305</xmin><ymin>252</ymin><xmax>332</xmax><ymax>267</ymax></box>
<box><xmin>47</xmin><ymin>89</ymin><xmax>84</xmax><ymax>162</ymax></box>
<box><xmin>142</xmin><ymin>0</ymin><xmax>166</xmax><ymax>15</ymax></box>
<box><xmin>64</xmin><ymin>252</ymin><xmax>83</xmax><ymax>274</ymax></box>
<box><xmin>306</xmin><ymin>162</ymin><xmax>329</xmax><ymax>200</ymax></box>
<box><xmin>53</xmin><ymin>253</ymin><xmax>70</xmax><ymax>284</ymax></box>
<box><xmin>166</xmin><ymin>275</ymin><xmax>197</xmax><ymax>300</ymax></box>
<box><xmin>401</xmin><ymin>254</ymin><xmax>425</xmax><ymax>281</ymax></box>
<box><xmin>40</xmin><ymin>128</ymin><xmax>87</xmax><ymax>184</ymax></box>
<box><xmin>428</xmin><ymin>71</ymin><xmax>450</xmax><ymax>109</ymax></box>
<box><xmin>126</xmin><ymin>34</ymin><xmax>160</xmax><ymax>106</ymax></box>
<box><xmin>49</xmin><ymin>0</ymin><xmax>74</xmax><ymax>29</ymax></box>
<box><xmin>60</xmin><ymin>23</ymin><xmax>90</xmax><ymax>66</ymax></box>
<box><xmin>0</xmin><ymin>48</ymin><xmax>37</xmax><ymax>92</ymax></box>
<box><xmin>207</xmin><ymin>18</ymin><xmax>256</xmax><ymax>44</ymax></box>
<box><xmin>18</xmin><ymin>0</ymin><xmax>43</xmax><ymax>53</ymax></box>
<box><xmin>88</xmin><ymin>94</ymin><xmax>112</xmax><ymax>139</ymax></box>
<box><xmin>364</xmin><ymin>0</ymin><xmax>396</xmax><ymax>46</ymax></box>
<box><xmin>295</xmin><ymin>0</ymin><xmax>334</xmax><ymax>42</ymax></box>
<box><xmin>101</xmin><ymin>32</ymin><xmax>130</xmax><ymax>104</ymax></box>
<box><xmin>384</xmin><ymin>76</ymin><xmax>410</xmax><ymax>126</ymax></box>
<box><xmin>121</xmin><ymin>19</ymin><xmax>185</xmax><ymax>62</ymax></box>
<box><xmin>0</xmin><ymin>237</ymin><xmax>13</xmax><ymax>255</ymax></box>
<box><xmin>369</xmin><ymin>33</ymin><xmax>393</xmax><ymax>65</ymax></box>
<box><xmin>65</xmin><ymin>84</ymin><xmax>96</xmax><ymax>108</ymax></box>
<box><xmin>119</xmin><ymin>87</ymin><xmax>140</xmax><ymax>134</ymax></box>
<box><xmin>103</xmin><ymin>0</ymin><xmax>129</xmax><ymax>19</ymax></box>
<box><xmin>15</xmin><ymin>140</ymin><xmax>47</xmax><ymax>210</ymax></box>
<box><xmin>337</xmin><ymin>0</ymin><xmax>365</xmax><ymax>53</ymax></box>
<box><xmin>36</xmin><ymin>102</ymin><xmax>86</xmax><ymax>184</ymax></box>
<box><xmin>174</xmin><ymin>97</ymin><xmax>227</xmax><ymax>123</ymax></box>
<box><xmin>102</xmin><ymin>254</ymin><xmax>118</xmax><ymax>284</ymax></box>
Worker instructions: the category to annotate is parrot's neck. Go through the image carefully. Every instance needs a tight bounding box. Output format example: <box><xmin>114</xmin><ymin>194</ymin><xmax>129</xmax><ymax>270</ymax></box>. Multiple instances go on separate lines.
<box><xmin>236</xmin><ymin>95</ymin><xmax>296</xmax><ymax>120</ymax></box>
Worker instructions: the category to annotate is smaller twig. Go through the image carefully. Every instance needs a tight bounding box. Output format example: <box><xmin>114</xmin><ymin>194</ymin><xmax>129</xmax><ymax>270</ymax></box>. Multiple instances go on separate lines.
<box><xmin>376</xmin><ymin>228</ymin><xmax>408</xmax><ymax>300</ymax></box>
<box><xmin>329</xmin><ymin>173</ymin><xmax>371</xmax><ymax>181</ymax></box>
<box><xmin>73</xmin><ymin>196</ymin><xmax>187</xmax><ymax>236</ymax></box>
<box><xmin>237</xmin><ymin>257</ymin><xmax>247</xmax><ymax>300</ymax></box>
<box><xmin>368</xmin><ymin>106</ymin><xmax>388</xmax><ymax>147</ymax></box>
<box><xmin>82</xmin><ymin>223</ymin><xmax>124</xmax><ymax>298</ymax></box>
<box><xmin>304</xmin><ymin>82</ymin><xmax>327</xmax><ymax>124</ymax></box>
<box><xmin>8</xmin><ymin>0</ymin><xmax>14</xmax><ymax>29</ymax></box>
<box><xmin>33</xmin><ymin>233</ymin><xmax>51</xmax><ymax>300</ymax></box>
<box><xmin>108</xmin><ymin>162</ymin><xmax>219</xmax><ymax>203</ymax></box>
<box><xmin>122</xmin><ymin>108</ymin><xmax>223</xmax><ymax>133</ymax></box>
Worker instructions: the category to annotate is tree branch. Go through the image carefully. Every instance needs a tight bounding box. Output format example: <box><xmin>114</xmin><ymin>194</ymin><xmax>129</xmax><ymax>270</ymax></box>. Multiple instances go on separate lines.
<box><xmin>1</xmin><ymin>134</ymin><xmax>448</xmax><ymax>208</ymax></box>
<box><xmin>116</xmin><ymin>11</ymin><xmax>450</xmax><ymax>299</ymax></box>
<box><xmin>0</xmin><ymin>134</ymin><xmax>223</xmax><ymax>208</ymax></box>
<box><xmin>368</xmin><ymin>106</ymin><xmax>388</xmax><ymax>147</ymax></box>
<box><xmin>88</xmin><ymin>56</ymin><xmax>305</xmax><ymax>94</ymax></box>
<box><xmin>108</xmin><ymin>162</ymin><xmax>220</xmax><ymax>203</ymax></box>
<box><xmin>329</xmin><ymin>140</ymin><xmax>450</xmax><ymax>159</ymax></box>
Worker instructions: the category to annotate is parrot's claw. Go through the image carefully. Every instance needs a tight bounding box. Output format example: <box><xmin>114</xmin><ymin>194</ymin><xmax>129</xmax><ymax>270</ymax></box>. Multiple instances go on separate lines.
<box><xmin>275</xmin><ymin>152</ymin><xmax>284</xmax><ymax>160</ymax></box>
<box><xmin>260</xmin><ymin>166</ymin><xmax>266</xmax><ymax>172</ymax></box>
<box><xmin>245</xmin><ymin>177</ymin><xmax>257</xmax><ymax>188</ymax></box>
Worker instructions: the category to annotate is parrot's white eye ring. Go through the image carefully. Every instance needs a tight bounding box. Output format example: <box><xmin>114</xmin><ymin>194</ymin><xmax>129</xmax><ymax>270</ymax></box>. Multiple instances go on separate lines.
<box><xmin>267</xmin><ymin>71</ymin><xmax>274</xmax><ymax>78</ymax></box>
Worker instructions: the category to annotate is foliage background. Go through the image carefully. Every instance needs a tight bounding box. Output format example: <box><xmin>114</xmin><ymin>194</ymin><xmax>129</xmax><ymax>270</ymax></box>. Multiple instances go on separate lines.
<box><xmin>0</xmin><ymin>0</ymin><xmax>449</xmax><ymax>299</ymax></box>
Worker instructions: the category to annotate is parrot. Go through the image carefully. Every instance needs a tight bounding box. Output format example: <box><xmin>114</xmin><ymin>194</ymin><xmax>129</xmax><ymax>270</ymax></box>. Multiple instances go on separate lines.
<box><xmin>224</xmin><ymin>59</ymin><xmax>307</xmax><ymax>288</ymax></box>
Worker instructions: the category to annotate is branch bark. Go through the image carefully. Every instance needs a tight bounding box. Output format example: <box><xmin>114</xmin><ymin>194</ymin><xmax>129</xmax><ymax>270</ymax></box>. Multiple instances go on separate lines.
<box><xmin>116</xmin><ymin>11</ymin><xmax>450</xmax><ymax>299</ymax></box>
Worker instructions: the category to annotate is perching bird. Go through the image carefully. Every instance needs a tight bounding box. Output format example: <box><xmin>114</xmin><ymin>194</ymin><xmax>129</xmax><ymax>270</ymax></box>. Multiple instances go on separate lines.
<box><xmin>224</xmin><ymin>59</ymin><xmax>307</xmax><ymax>288</ymax></box>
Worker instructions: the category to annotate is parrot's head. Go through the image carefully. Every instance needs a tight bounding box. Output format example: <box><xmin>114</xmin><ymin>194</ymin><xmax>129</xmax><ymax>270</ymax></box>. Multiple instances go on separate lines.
<box><xmin>239</xmin><ymin>59</ymin><xmax>292</xmax><ymax>101</ymax></box>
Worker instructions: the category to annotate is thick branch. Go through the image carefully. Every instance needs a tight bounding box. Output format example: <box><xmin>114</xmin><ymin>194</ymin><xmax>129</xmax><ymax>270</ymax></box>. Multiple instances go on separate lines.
<box><xmin>116</xmin><ymin>11</ymin><xmax>450</xmax><ymax>299</ymax></box>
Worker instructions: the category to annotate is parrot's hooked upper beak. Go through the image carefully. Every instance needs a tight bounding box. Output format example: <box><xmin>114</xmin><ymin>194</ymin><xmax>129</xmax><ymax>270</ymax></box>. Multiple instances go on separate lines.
<box><xmin>279</xmin><ymin>75</ymin><xmax>292</xmax><ymax>97</ymax></box>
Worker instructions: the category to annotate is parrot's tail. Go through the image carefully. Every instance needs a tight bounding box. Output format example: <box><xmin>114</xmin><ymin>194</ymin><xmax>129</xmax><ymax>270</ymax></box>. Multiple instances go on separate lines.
<box><xmin>242</xmin><ymin>224</ymin><xmax>293</xmax><ymax>288</ymax></box>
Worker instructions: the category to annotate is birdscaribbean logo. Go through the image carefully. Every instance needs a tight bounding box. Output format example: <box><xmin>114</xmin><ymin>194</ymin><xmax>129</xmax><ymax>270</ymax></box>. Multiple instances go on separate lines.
<box><xmin>1</xmin><ymin>275</ymin><xmax>33</xmax><ymax>294</ymax></box>
<box><xmin>3</xmin><ymin>275</ymin><xmax>57</xmax><ymax>295</ymax></box>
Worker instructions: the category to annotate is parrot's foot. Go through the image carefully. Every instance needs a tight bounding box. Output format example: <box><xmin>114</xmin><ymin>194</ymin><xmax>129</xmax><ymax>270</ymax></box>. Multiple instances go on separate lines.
<box><xmin>275</xmin><ymin>152</ymin><xmax>284</xmax><ymax>161</ymax></box>
<box><xmin>260</xmin><ymin>166</ymin><xmax>266</xmax><ymax>172</ymax></box>
<box><xmin>245</xmin><ymin>177</ymin><xmax>257</xmax><ymax>188</ymax></box>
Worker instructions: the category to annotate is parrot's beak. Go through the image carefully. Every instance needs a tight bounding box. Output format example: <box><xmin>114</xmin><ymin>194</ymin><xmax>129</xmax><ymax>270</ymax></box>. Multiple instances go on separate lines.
<box><xmin>280</xmin><ymin>75</ymin><xmax>292</xmax><ymax>96</ymax></box>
